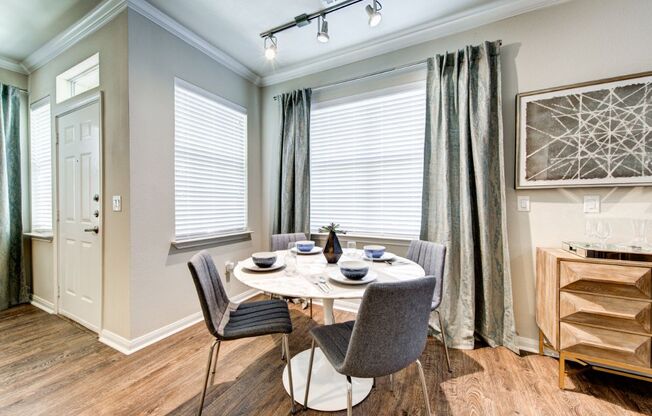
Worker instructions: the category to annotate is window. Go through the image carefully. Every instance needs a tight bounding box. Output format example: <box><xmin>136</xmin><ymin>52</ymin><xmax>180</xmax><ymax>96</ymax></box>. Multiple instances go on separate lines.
<box><xmin>310</xmin><ymin>84</ymin><xmax>426</xmax><ymax>239</ymax></box>
<box><xmin>174</xmin><ymin>79</ymin><xmax>248</xmax><ymax>241</ymax></box>
<box><xmin>30</xmin><ymin>98</ymin><xmax>52</xmax><ymax>232</ymax></box>
<box><xmin>56</xmin><ymin>53</ymin><xmax>99</xmax><ymax>103</ymax></box>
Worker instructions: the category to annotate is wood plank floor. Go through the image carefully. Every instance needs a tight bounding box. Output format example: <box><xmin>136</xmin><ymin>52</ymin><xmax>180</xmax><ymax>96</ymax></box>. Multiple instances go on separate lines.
<box><xmin>1</xmin><ymin>299</ymin><xmax>651</xmax><ymax>416</ymax></box>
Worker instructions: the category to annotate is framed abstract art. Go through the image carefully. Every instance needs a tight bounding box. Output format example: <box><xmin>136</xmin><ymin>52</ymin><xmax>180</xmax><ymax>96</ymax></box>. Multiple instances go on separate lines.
<box><xmin>515</xmin><ymin>71</ymin><xmax>652</xmax><ymax>188</ymax></box>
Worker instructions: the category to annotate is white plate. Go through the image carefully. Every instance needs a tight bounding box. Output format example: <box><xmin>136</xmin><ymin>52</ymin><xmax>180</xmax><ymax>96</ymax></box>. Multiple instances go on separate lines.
<box><xmin>241</xmin><ymin>257</ymin><xmax>285</xmax><ymax>272</ymax></box>
<box><xmin>291</xmin><ymin>246</ymin><xmax>323</xmax><ymax>255</ymax></box>
<box><xmin>327</xmin><ymin>269</ymin><xmax>378</xmax><ymax>285</ymax></box>
<box><xmin>362</xmin><ymin>252</ymin><xmax>395</xmax><ymax>262</ymax></box>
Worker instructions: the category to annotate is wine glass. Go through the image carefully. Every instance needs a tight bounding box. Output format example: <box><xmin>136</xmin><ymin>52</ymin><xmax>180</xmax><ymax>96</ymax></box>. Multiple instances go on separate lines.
<box><xmin>631</xmin><ymin>219</ymin><xmax>647</xmax><ymax>249</ymax></box>
<box><xmin>346</xmin><ymin>241</ymin><xmax>357</xmax><ymax>258</ymax></box>
<box><xmin>585</xmin><ymin>219</ymin><xmax>597</xmax><ymax>247</ymax></box>
<box><xmin>286</xmin><ymin>242</ymin><xmax>297</xmax><ymax>275</ymax></box>
<box><xmin>595</xmin><ymin>220</ymin><xmax>611</xmax><ymax>248</ymax></box>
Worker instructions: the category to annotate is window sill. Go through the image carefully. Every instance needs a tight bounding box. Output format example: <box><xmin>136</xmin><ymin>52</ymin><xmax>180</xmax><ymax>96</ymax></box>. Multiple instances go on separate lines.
<box><xmin>24</xmin><ymin>232</ymin><xmax>54</xmax><ymax>242</ymax></box>
<box><xmin>309</xmin><ymin>232</ymin><xmax>413</xmax><ymax>247</ymax></box>
<box><xmin>171</xmin><ymin>230</ymin><xmax>253</xmax><ymax>250</ymax></box>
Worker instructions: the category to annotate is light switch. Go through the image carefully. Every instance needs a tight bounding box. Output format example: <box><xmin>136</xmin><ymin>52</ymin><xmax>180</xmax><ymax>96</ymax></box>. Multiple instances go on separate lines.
<box><xmin>112</xmin><ymin>195</ymin><xmax>122</xmax><ymax>212</ymax></box>
<box><xmin>583</xmin><ymin>195</ymin><xmax>600</xmax><ymax>213</ymax></box>
<box><xmin>517</xmin><ymin>196</ymin><xmax>530</xmax><ymax>212</ymax></box>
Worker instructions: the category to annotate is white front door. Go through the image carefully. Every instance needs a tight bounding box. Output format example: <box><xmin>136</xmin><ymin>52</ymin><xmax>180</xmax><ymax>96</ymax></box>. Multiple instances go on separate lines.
<box><xmin>57</xmin><ymin>100</ymin><xmax>102</xmax><ymax>332</ymax></box>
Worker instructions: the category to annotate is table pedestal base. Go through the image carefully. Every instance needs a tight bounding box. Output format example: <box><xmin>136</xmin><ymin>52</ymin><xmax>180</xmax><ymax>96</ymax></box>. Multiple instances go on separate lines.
<box><xmin>282</xmin><ymin>347</ymin><xmax>373</xmax><ymax>411</ymax></box>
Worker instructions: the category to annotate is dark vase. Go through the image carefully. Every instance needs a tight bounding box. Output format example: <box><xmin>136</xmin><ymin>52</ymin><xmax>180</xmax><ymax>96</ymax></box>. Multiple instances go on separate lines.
<box><xmin>323</xmin><ymin>231</ymin><xmax>343</xmax><ymax>264</ymax></box>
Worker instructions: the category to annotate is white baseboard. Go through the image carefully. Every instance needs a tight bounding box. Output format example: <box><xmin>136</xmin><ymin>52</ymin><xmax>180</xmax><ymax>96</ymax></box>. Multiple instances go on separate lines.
<box><xmin>30</xmin><ymin>295</ymin><xmax>55</xmax><ymax>314</ymax></box>
<box><xmin>99</xmin><ymin>288</ymin><xmax>261</xmax><ymax>355</ymax></box>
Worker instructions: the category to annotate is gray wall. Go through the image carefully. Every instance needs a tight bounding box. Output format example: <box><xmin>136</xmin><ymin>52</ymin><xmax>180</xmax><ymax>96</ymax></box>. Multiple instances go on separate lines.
<box><xmin>28</xmin><ymin>12</ymin><xmax>131</xmax><ymax>337</ymax></box>
<box><xmin>0</xmin><ymin>67</ymin><xmax>27</xmax><ymax>90</ymax></box>
<box><xmin>261</xmin><ymin>0</ymin><xmax>652</xmax><ymax>344</ymax></box>
<box><xmin>127</xmin><ymin>10</ymin><xmax>263</xmax><ymax>338</ymax></box>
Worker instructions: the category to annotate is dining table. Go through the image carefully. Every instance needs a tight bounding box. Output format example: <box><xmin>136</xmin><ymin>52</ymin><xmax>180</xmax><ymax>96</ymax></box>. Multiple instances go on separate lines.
<box><xmin>233</xmin><ymin>248</ymin><xmax>426</xmax><ymax>412</ymax></box>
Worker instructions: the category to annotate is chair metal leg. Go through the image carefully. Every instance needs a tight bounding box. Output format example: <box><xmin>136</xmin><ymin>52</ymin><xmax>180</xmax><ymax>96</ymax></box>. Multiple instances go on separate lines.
<box><xmin>197</xmin><ymin>339</ymin><xmax>219</xmax><ymax>416</ymax></box>
<box><xmin>209</xmin><ymin>340</ymin><xmax>221</xmax><ymax>385</ymax></box>
<box><xmin>283</xmin><ymin>334</ymin><xmax>297</xmax><ymax>414</ymax></box>
<box><xmin>309</xmin><ymin>299</ymin><xmax>313</xmax><ymax>319</ymax></box>
<box><xmin>415</xmin><ymin>359</ymin><xmax>432</xmax><ymax>416</ymax></box>
<box><xmin>281</xmin><ymin>335</ymin><xmax>286</xmax><ymax>361</ymax></box>
<box><xmin>346</xmin><ymin>375</ymin><xmax>353</xmax><ymax>416</ymax></box>
<box><xmin>389</xmin><ymin>373</ymin><xmax>394</xmax><ymax>392</ymax></box>
<box><xmin>436</xmin><ymin>310</ymin><xmax>452</xmax><ymax>372</ymax></box>
<box><xmin>303</xmin><ymin>340</ymin><xmax>316</xmax><ymax>409</ymax></box>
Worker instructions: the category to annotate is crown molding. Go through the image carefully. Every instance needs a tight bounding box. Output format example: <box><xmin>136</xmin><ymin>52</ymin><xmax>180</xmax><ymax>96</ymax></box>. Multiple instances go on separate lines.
<box><xmin>22</xmin><ymin>0</ymin><xmax>128</xmax><ymax>73</ymax></box>
<box><xmin>127</xmin><ymin>0</ymin><xmax>261</xmax><ymax>85</ymax></box>
<box><xmin>259</xmin><ymin>0</ymin><xmax>569</xmax><ymax>86</ymax></box>
<box><xmin>0</xmin><ymin>55</ymin><xmax>28</xmax><ymax>75</ymax></box>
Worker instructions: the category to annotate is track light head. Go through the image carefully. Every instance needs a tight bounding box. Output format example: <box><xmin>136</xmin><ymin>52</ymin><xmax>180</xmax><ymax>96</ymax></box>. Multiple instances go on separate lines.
<box><xmin>317</xmin><ymin>15</ymin><xmax>330</xmax><ymax>43</ymax></box>
<box><xmin>264</xmin><ymin>35</ymin><xmax>278</xmax><ymax>60</ymax></box>
<box><xmin>365</xmin><ymin>0</ymin><xmax>382</xmax><ymax>27</ymax></box>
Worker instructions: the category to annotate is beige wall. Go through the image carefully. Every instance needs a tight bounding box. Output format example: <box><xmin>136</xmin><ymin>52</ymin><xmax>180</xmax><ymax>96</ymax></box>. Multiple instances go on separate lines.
<box><xmin>261</xmin><ymin>0</ymin><xmax>652</xmax><ymax>344</ymax></box>
<box><xmin>0</xmin><ymin>67</ymin><xmax>27</xmax><ymax>90</ymax></box>
<box><xmin>28</xmin><ymin>12</ymin><xmax>131</xmax><ymax>338</ymax></box>
<box><xmin>127</xmin><ymin>11</ymin><xmax>263</xmax><ymax>338</ymax></box>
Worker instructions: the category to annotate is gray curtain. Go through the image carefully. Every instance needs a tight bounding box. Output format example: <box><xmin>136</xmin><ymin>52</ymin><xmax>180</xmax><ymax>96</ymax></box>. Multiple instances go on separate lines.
<box><xmin>274</xmin><ymin>89</ymin><xmax>312</xmax><ymax>235</ymax></box>
<box><xmin>0</xmin><ymin>83</ymin><xmax>26</xmax><ymax>311</ymax></box>
<box><xmin>421</xmin><ymin>41</ymin><xmax>517</xmax><ymax>352</ymax></box>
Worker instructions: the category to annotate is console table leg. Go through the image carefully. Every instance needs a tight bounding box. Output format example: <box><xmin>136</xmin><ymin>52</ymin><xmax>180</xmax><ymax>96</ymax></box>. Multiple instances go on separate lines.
<box><xmin>559</xmin><ymin>351</ymin><xmax>566</xmax><ymax>390</ymax></box>
<box><xmin>538</xmin><ymin>330</ymin><xmax>544</xmax><ymax>356</ymax></box>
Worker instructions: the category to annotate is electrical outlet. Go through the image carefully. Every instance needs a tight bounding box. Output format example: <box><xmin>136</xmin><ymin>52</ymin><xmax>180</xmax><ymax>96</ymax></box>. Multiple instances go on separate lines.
<box><xmin>112</xmin><ymin>195</ymin><xmax>122</xmax><ymax>212</ymax></box>
<box><xmin>225</xmin><ymin>261</ymin><xmax>235</xmax><ymax>282</ymax></box>
<box><xmin>517</xmin><ymin>196</ymin><xmax>530</xmax><ymax>212</ymax></box>
<box><xmin>584</xmin><ymin>195</ymin><xmax>600</xmax><ymax>213</ymax></box>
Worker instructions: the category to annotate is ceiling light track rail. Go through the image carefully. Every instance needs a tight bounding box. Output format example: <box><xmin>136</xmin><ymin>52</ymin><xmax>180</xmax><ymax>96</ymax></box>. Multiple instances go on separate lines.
<box><xmin>259</xmin><ymin>0</ymin><xmax>364</xmax><ymax>38</ymax></box>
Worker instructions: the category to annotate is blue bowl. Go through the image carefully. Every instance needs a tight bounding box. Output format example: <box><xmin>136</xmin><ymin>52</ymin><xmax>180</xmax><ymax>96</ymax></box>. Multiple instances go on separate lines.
<box><xmin>339</xmin><ymin>261</ymin><xmax>369</xmax><ymax>280</ymax></box>
<box><xmin>363</xmin><ymin>245</ymin><xmax>386</xmax><ymax>259</ymax></box>
<box><xmin>252</xmin><ymin>252</ymin><xmax>277</xmax><ymax>268</ymax></box>
<box><xmin>296</xmin><ymin>240</ymin><xmax>315</xmax><ymax>253</ymax></box>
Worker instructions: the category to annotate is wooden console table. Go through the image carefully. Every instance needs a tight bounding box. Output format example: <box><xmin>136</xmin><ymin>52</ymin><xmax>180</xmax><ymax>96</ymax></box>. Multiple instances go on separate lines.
<box><xmin>536</xmin><ymin>248</ymin><xmax>652</xmax><ymax>388</ymax></box>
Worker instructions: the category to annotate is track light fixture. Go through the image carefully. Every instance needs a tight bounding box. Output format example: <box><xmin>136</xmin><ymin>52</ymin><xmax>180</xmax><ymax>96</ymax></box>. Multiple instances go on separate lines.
<box><xmin>260</xmin><ymin>0</ymin><xmax>384</xmax><ymax>60</ymax></box>
<box><xmin>264</xmin><ymin>35</ymin><xmax>277</xmax><ymax>60</ymax></box>
<box><xmin>317</xmin><ymin>15</ymin><xmax>330</xmax><ymax>43</ymax></box>
<box><xmin>365</xmin><ymin>0</ymin><xmax>382</xmax><ymax>27</ymax></box>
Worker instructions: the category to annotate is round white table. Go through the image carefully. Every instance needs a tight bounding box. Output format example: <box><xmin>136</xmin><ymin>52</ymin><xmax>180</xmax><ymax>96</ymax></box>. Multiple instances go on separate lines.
<box><xmin>233</xmin><ymin>250</ymin><xmax>425</xmax><ymax>412</ymax></box>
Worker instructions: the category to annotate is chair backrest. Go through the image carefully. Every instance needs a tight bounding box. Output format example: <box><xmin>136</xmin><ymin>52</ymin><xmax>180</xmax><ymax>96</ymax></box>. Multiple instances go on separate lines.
<box><xmin>340</xmin><ymin>277</ymin><xmax>437</xmax><ymax>378</ymax></box>
<box><xmin>407</xmin><ymin>240</ymin><xmax>446</xmax><ymax>309</ymax></box>
<box><xmin>271</xmin><ymin>232</ymin><xmax>307</xmax><ymax>251</ymax></box>
<box><xmin>188</xmin><ymin>251</ymin><xmax>232</xmax><ymax>338</ymax></box>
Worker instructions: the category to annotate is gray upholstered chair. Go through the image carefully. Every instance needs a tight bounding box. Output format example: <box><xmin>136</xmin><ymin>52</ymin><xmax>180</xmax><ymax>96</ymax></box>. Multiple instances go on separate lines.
<box><xmin>188</xmin><ymin>251</ymin><xmax>298</xmax><ymax>415</ymax></box>
<box><xmin>271</xmin><ymin>232</ymin><xmax>314</xmax><ymax>319</ymax></box>
<box><xmin>303</xmin><ymin>277</ymin><xmax>438</xmax><ymax>416</ymax></box>
<box><xmin>406</xmin><ymin>240</ymin><xmax>451</xmax><ymax>372</ymax></box>
<box><xmin>271</xmin><ymin>232</ymin><xmax>307</xmax><ymax>251</ymax></box>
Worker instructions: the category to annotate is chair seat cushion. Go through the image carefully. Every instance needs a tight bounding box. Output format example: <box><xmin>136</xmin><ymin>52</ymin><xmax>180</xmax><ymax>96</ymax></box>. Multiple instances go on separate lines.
<box><xmin>220</xmin><ymin>299</ymin><xmax>292</xmax><ymax>340</ymax></box>
<box><xmin>310</xmin><ymin>321</ymin><xmax>355</xmax><ymax>373</ymax></box>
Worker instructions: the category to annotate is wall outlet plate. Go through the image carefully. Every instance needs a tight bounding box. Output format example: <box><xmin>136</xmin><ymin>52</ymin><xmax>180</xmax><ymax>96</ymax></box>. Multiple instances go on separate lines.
<box><xmin>583</xmin><ymin>195</ymin><xmax>600</xmax><ymax>213</ymax></box>
<box><xmin>517</xmin><ymin>196</ymin><xmax>530</xmax><ymax>212</ymax></box>
<box><xmin>112</xmin><ymin>195</ymin><xmax>122</xmax><ymax>212</ymax></box>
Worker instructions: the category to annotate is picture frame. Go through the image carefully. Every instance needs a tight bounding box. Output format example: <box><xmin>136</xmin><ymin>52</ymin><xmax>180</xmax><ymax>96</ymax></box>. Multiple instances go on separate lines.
<box><xmin>515</xmin><ymin>71</ymin><xmax>652</xmax><ymax>189</ymax></box>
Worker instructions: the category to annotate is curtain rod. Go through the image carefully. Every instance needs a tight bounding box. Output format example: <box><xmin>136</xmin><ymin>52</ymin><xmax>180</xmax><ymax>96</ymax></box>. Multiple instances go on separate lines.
<box><xmin>273</xmin><ymin>58</ymin><xmax>428</xmax><ymax>101</ymax></box>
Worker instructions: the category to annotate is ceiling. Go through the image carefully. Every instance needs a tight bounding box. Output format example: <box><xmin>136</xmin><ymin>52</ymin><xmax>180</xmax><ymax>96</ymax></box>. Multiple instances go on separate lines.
<box><xmin>0</xmin><ymin>0</ymin><xmax>102</xmax><ymax>62</ymax></box>
<box><xmin>145</xmin><ymin>0</ymin><xmax>494</xmax><ymax>77</ymax></box>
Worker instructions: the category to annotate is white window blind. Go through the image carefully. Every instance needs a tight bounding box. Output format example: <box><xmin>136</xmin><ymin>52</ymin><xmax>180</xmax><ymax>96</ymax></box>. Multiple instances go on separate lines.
<box><xmin>29</xmin><ymin>99</ymin><xmax>52</xmax><ymax>232</ymax></box>
<box><xmin>174</xmin><ymin>79</ymin><xmax>248</xmax><ymax>240</ymax></box>
<box><xmin>310</xmin><ymin>84</ymin><xmax>426</xmax><ymax>239</ymax></box>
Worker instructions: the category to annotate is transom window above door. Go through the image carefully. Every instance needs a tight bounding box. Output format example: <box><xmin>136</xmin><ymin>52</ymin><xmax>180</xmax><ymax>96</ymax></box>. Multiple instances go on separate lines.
<box><xmin>309</xmin><ymin>83</ymin><xmax>426</xmax><ymax>239</ymax></box>
<box><xmin>173</xmin><ymin>79</ymin><xmax>248</xmax><ymax>242</ymax></box>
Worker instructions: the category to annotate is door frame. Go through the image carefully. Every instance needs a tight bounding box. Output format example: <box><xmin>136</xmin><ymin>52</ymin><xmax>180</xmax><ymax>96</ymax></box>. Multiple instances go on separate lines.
<box><xmin>53</xmin><ymin>91</ymin><xmax>104</xmax><ymax>332</ymax></box>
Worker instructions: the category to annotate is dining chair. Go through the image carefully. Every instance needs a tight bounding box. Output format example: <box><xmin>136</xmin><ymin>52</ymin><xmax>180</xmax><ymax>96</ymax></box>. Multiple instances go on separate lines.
<box><xmin>303</xmin><ymin>277</ymin><xmax>438</xmax><ymax>416</ymax></box>
<box><xmin>188</xmin><ymin>251</ymin><xmax>298</xmax><ymax>415</ymax></box>
<box><xmin>406</xmin><ymin>240</ymin><xmax>451</xmax><ymax>372</ymax></box>
<box><xmin>271</xmin><ymin>232</ymin><xmax>314</xmax><ymax>320</ymax></box>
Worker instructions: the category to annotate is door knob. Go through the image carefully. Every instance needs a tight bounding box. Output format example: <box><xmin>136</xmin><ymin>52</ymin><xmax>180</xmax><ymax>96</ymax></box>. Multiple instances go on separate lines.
<box><xmin>84</xmin><ymin>226</ymin><xmax>99</xmax><ymax>234</ymax></box>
